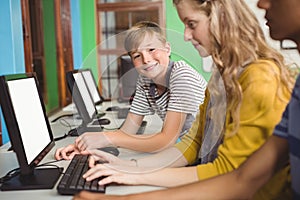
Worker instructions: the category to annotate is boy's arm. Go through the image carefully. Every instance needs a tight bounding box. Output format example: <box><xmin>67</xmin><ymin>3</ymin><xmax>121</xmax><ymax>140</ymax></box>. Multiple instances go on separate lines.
<box><xmin>107</xmin><ymin>111</ymin><xmax>187</xmax><ymax>152</ymax></box>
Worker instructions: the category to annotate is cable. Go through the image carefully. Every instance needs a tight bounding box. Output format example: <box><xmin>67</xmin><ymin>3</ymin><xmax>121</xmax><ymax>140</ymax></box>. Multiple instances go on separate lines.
<box><xmin>53</xmin><ymin>118</ymin><xmax>78</xmax><ymax>141</ymax></box>
<box><xmin>0</xmin><ymin>160</ymin><xmax>63</xmax><ymax>185</ymax></box>
<box><xmin>102</xmin><ymin>127</ymin><xmax>120</xmax><ymax>131</ymax></box>
<box><xmin>59</xmin><ymin>118</ymin><xmax>73</xmax><ymax>129</ymax></box>
<box><xmin>0</xmin><ymin>168</ymin><xmax>20</xmax><ymax>185</ymax></box>
<box><xmin>54</xmin><ymin>133</ymin><xmax>69</xmax><ymax>141</ymax></box>
<box><xmin>36</xmin><ymin>160</ymin><xmax>64</xmax><ymax>174</ymax></box>
<box><xmin>51</xmin><ymin>113</ymin><xmax>75</xmax><ymax>123</ymax></box>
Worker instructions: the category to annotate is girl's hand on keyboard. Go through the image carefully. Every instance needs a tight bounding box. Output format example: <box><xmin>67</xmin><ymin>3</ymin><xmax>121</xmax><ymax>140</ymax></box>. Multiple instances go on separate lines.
<box><xmin>81</xmin><ymin>149</ymin><xmax>133</xmax><ymax>168</ymax></box>
<box><xmin>82</xmin><ymin>163</ymin><xmax>143</xmax><ymax>186</ymax></box>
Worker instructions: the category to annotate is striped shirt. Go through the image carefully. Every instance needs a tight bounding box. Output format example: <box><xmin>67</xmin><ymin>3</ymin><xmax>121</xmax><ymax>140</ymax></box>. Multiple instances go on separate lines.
<box><xmin>273</xmin><ymin>75</ymin><xmax>300</xmax><ymax>199</ymax></box>
<box><xmin>130</xmin><ymin>60</ymin><xmax>207</xmax><ymax>137</ymax></box>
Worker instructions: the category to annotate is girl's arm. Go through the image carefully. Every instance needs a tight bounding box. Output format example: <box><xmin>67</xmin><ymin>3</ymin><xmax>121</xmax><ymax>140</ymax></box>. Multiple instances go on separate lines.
<box><xmin>83</xmin><ymin>162</ymin><xmax>198</xmax><ymax>188</ymax></box>
<box><xmin>75</xmin><ymin>136</ymin><xmax>289</xmax><ymax>200</ymax></box>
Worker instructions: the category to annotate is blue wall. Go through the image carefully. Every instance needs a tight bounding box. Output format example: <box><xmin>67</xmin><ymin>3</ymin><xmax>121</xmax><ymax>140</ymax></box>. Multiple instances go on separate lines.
<box><xmin>0</xmin><ymin>0</ymin><xmax>25</xmax><ymax>144</ymax></box>
<box><xmin>70</xmin><ymin>0</ymin><xmax>83</xmax><ymax>70</ymax></box>
<box><xmin>0</xmin><ymin>0</ymin><xmax>84</xmax><ymax>145</ymax></box>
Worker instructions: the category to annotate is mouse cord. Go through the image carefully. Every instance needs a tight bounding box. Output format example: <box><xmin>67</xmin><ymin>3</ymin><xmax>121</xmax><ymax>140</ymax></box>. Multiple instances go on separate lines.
<box><xmin>37</xmin><ymin>160</ymin><xmax>64</xmax><ymax>174</ymax></box>
<box><xmin>54</xmin><ymin>118</ymin><xmax>75</xmax><ymax>141</ymax></box>
<box><xmin>0</xmin><ymin>168</ymin><xmax>20</xmax><ymax>186</ymax></box>
<box><xmin>0</xmin><ymin>160</ymin><xmax>65</xmax><ymax>187</ymax></box>
<box><xmin>102</xmin><ymin>127</ymin><xmax>119</xmax><ymax>131</ymax></box>
<box><xmin>54</xmin><ymin>133</ymin><xmax>69</xmax><ymax>141</ymax></box>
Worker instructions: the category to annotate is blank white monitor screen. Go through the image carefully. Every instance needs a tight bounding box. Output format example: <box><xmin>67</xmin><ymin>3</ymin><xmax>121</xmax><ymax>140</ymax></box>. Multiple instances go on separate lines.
<box><xmin>73</xmin><ymin>72</ymin><xmax>95</xmax><ymax>120</ymax></box>
<box><xmin>81</xmin><ymin>70</ymin><xmax>101</xmax><ymax>104</ymax></box>
<box><xmin>7</xmin><ymin>77</ymin><xmax>50</xmax><ymax>164</ymax></box>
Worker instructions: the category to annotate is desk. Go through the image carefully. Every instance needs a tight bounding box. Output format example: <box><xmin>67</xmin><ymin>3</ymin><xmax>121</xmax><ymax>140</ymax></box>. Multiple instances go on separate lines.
<box><xmin>0</xmin><ymin>101</ymin><xmax>164</xmax><ymax>199</ymax></box>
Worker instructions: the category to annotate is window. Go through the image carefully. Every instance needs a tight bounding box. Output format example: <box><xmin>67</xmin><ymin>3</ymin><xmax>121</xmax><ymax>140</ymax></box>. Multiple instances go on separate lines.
<box><xmin>95</xmin><ymin>0</ymin><xmax>165</xmax><ymax>100</ymax></box>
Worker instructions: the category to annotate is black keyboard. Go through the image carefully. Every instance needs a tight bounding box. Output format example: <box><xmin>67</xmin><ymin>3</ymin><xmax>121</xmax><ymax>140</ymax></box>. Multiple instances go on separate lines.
<box><xmin>57</xmin><ymin>154</ymin><xmax>105</xmax><ymax>195</ymax></box>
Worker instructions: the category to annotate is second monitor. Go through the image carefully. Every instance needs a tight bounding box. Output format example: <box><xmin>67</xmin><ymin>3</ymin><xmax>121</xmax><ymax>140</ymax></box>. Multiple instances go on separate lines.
<box><xmin>66</xmin><ymin>70</ymin><xmax>109</xmax><ymax>136</ymax></box>
<box><xmin>81</xmin><ymin>68</ymin><xmax>104</xmax><ymax>106</ymax></box>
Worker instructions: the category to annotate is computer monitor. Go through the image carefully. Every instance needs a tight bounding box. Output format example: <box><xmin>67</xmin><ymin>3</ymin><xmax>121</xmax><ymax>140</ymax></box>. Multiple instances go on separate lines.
<box><xmin>66</xmin><ymin>70</ymin><xmax>103</xmax><ymax>135</ymax></box>
<box><xmin>118</xmin><ymin>54</ymin><xmax>138</xmax><ymax>103</ymax></box>
<box><xmin>0</xmin><ymin>73</ymin><xmax>62</xmax><ymax>190</ymax></box>
<box><xmin>80</xmin><ymin>69</ymin><xmax>103</xmax><ymax>106</ymax></box>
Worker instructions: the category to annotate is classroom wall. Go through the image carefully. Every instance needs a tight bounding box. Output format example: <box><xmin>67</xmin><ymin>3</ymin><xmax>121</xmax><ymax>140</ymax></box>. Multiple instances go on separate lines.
<box><xmin>79</xmin><ymin>0</ymin><xmax>98</xmax><ymax>78</ymax></box>
<box><xmin>71</xmin><ymin>0</ymin><xmax>83</xmax><ymax>69</ymax></box>
<box><xmin>0</xmin><ymin>0</ymin><xmax>25</xmax><ymax>144</ymax></box>
<box><xmin>41</xmin><ymin>0</ymin><xmax>97</xmax><ymax>112</ymax></box>
<box><xmin>43</xmin><ymin>0</ymin><xmax>60</xmax><ymax>112</ymax></box>
<box><xmin>1</xmin><ymin>0</ymin><xmax>300</xmax><ymax>145</ymax></box>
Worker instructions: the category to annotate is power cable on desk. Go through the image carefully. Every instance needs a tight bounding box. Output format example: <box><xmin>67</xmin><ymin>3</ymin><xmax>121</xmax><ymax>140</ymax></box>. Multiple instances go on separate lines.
<box><xmin>58</xmin><ymin>118</ymin><xmax>74</xmax><ymax>129</ymax></box>
<box><xmin>50</xmin><ymin>113</ymin><xmax>76</xmax><ymax>123</ymax></box>
<box><xmin>37</xmin><ymin>159</ymin><xmax>64</xmax><ymax>172</ymax></box>
<box><xmin>54</xmin><ymin>133</ymin><xmax>69</xmax><ymax>141</ymax></box>
<box><xmin>0</xmin><ymin>167</ymin><xmax>20</xmax><ymax>186</ymax></box>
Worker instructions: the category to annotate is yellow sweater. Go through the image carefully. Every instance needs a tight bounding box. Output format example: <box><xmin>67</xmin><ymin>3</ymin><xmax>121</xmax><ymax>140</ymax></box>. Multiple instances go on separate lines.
<box><xmin>175</xmin><ymin>60</ymin><xmax>291</xmax><ymax>199</ymax></box>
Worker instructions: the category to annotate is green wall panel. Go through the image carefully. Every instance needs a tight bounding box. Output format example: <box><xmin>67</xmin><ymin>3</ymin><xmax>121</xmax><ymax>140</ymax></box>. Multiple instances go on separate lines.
<box><xmin>42</xmin><ymin>0</ymin><xmax>59</xmax><ymax>112</ymax></box>
<box><xmin>79</xmin><ymin>0</ymin><xmax>98</xmax><ymax>79</ymax></box>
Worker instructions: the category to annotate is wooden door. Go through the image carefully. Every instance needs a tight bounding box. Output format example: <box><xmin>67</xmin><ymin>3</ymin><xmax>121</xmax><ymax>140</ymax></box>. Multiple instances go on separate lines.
<box><xmin>54</xmin><ymin>0</ymin><xmax>74</xmax><ymax>107</ymax></box>
<box><xmin>22</xmin><ymin>0</ymin><xmax>47</xmax><ymax>102</ymax></box>
<box><xmin>22</xmin><ymin>0</ymin><xmax>74</xmax><ymax>110</ymax></box>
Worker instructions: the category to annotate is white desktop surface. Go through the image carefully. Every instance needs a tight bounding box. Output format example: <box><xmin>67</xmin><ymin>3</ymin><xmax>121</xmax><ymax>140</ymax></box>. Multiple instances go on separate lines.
<box><xmin>0</xmin><ymin>101</ymin><xmax>164</xmax><ymax>199</ymax></box>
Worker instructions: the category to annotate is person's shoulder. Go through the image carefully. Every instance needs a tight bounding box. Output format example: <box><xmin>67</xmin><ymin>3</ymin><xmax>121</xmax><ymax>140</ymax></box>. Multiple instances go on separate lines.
<box><xmin>240</xmin><ymin>59</ymin><xmax>281</xmax><ymax>81</ymax></box>
<box><xmin>171</xmin><ymin>60</ymin><xmax>207</xmax><ymax>86</ymax></box>
<box><xmin>172</xmin><ymin>60</ymin><xmax>202</xmax><ymax>74</ymax></box>
<box><xmin>173</xmin><ymin>60</ymin><xmax>192</xmax><ymax>69</ymax></box>
<box><xmin>244</xmin><ymin>59</ymin><xmax>280</xmax><ymax>74</ymax></box>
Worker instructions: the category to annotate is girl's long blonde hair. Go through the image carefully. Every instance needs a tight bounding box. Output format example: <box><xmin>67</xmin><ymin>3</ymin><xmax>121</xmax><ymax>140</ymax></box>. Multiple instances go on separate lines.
<box><xmin>174</xmin><ymin>0</ymin><xmax>294</xmax><ymax>135</ymax></box>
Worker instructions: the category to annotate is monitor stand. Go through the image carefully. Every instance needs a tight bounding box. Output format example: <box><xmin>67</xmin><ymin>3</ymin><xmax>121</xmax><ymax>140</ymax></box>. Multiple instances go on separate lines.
<box><xmin>1</xmin><ymin>167</ymin><xmax>62</xmax><ymax>191</ymax></box>
<box><xmin>68</xmin><ymin>123</ymin><xmax>103</xmax><ymax>136</ymax></box>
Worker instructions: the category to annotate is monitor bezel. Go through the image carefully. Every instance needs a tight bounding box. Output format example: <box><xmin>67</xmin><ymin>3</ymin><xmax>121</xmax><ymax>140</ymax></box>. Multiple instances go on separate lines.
<box><xmin>0</xmin><ymin>73</ymin><xmax>55</xmax><ymax>175</ymax></box>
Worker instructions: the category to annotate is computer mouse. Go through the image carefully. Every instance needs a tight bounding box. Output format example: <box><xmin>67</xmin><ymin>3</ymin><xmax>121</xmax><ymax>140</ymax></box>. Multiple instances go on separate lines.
<box><xmin>93</xmin><ymin>118</ymin><xmax>110</xmax><ymax>125</ymax></box>
<box><xmin>68</xmin><ymin>128</ymin><xmax>79</xmax><ymax>136</ymax></box>
<box><xmin>105</xmin><ymin>106</ymin><xmax>120</xmax><ymax>111</ymax></box>
<box><xmin>97</xmin><ymin>147</ymin><xmax>120</xmax><ymax>156</ymax></box>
